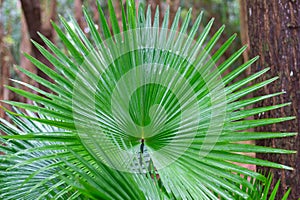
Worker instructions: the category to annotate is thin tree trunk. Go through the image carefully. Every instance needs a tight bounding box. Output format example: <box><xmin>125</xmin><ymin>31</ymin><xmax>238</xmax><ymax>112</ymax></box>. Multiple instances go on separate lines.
<box><xmin>41</xmin><ymin>0</ymin><xmax>56</xmax><ymax>43</ymax></box>
<box><xmin>20</xmin><ymin>0</ymin><xmax>56</xmax><ymax>91</ymax></box>
<box><xmin>166</xmin><ymin>0</ymin><xmax>180</xmax><ymax>28</ymax></box>
<box><xmin>238</xmin><ymin>0</ymin><xmax>249</xmax><ymax>63</ymax></box>
<box><xmin>0</xmin><ymin>32</ymin><xmax>10</xmax><ymax>120</ymax></box>
<box><xmin>90</xmin><ymin>0</ymin><xmax>99</xmax><ymax>25</ymax></box>
<box><xmin>0</xmin><ymin>0</ymin><xmax>10</xmax><ymax>120</ymax></box>
<box><xmin>74</xmin><ymin>0</ymin><xmax>86</xmax><ymax>32</ymax></box>
<box><xmin>147</xmin><ymin>0</ymin><xmax>162</xmax><ymax>25</ymax></box>
<box><xmin>19</xmin><ymin>9</ymin><xmax>37</xmax><ymax>103</ymax></box>
<box><xmin>20</xmin><ymin>10</ymin><xmax>35</xmax><ymax>76</ymax></box>
<box><xmin>246</xmin><ymin>1</ymin><xmax>300</xmax><ymax>199</ymax></box>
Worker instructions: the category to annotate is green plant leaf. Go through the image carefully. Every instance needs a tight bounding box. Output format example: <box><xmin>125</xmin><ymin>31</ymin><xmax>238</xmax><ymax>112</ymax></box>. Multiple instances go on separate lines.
<box><xmin>0</xmin><ymin>2</ymin><xmax>295</xmax><ymax>199</ymax></box>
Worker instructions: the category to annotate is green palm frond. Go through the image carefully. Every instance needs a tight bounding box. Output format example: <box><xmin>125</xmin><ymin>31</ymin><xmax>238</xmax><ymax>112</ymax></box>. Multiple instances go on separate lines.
<box><xmin>0</xmin><ymin>0</ymin><xmax>296</xmax><ymax>199</ymax></box>
<box><xmin>229</xmin><ymin>173</ymin><xmax>291</xmax><ymax>200</ymax></box>
<box><xmin>0</xmin><ymin>110</ymin><xmax>78</xmax><ymax>199</ymax></box>
<box><xmin>0</xmin><ymin>110</ymin><xmax>163</xmax><ymax>200</ymax></box>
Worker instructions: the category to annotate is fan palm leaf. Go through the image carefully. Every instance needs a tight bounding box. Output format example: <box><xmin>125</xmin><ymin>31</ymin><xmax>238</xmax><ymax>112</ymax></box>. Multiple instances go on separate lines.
<box><xmin>0</xmin><ymin>0</ymin><xmax>296</xmax><ymax>199</ymax></box>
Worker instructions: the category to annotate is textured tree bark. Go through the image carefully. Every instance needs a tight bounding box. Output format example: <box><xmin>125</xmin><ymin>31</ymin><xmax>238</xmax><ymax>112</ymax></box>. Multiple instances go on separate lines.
<box><xmin>246</xmin><ymin>0</ymin><xmax>300</xmax><ymax>199</ymax></box>
<box><xmin>20</xmin><ymin>0</ymin><xmax>56</xmax><ymax>91</ymax></box>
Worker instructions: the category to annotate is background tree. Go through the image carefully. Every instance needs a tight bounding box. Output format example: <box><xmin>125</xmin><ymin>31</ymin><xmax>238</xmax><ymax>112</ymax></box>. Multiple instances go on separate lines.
<box><xmin>0</xmin><ymin>2</ymin><xmax>296</xmax><ymax>198</ymax></box>
<box><xmin>246</xmin><ymin>0</ymin><xmax>300</xmax><ymax>199</ymax></box>
<box><xmin>19</xmin><ymin>8</ymin><xmax>38</xmax><ymax>102</ymax></box>
<box><xmin>74</xmin><ymin>0</ymin><xmax>86</xmax><ymax>31</ymax></box>
<box><xmin>0</xmin><ymin>0</ymin><xmax>17</xmax><ymax>119</ymax></box>
<box><xmin>147</xmin><ymin>0</ymin><xmax>162</xmax><ymax>24</ymax></box>
<box><xmin>0</xmin><ymin>0</ymin><xmax>10</xmax><ymax>119</ymax></box>
<box><xmin>2</xmin><ymin>0</ymin><xmax>242</xmax><ymax>96</ymax></box>
<box><xmin>20</xmin><ymin>0</ymin><xmax>56</xmax><ymax>90</ymax></box>
<box><xmin>238</xmin><ymin>0</ymin><xmax>249</xmax><ymax>63</ymax></box>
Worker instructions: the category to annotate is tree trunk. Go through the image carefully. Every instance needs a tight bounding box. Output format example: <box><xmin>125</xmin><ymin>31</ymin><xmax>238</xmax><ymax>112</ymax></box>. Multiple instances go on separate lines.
<box><xmin>20</xmin><ymin>0</ymin><xmax>56</xmax><ymax>91</ymax></box>
<box><xmin>74</xmin><ymin>0</ymin><xmax>86</xmax><ymax>32</ymax></box>
<box><xmin>238</xmin><ymin>0</ymin><xmax>249</xmax><ymax>63</ymax></box>
<box><xmin>246</xmin><ymin>1</ymin><xmax>300</xmax><ymax>199</ymax></box>
<box><xmin>90</xmin><ymin>0</ymin><xmax>99</xmax><ymax>26</ymax></box>
<box><xmin>147</xmin><ymin>0</ymin><xmax>162</xmax><ymax>25</ymax></box>
<box><xmin>19</xmin><ymin>9</ymin><xmax>37</xmax><ymax>103</ymax></box>
<box><xmin>41</xmin><ymin>0</ymin><xmax>56</xmax><ymax>43</ymax></box>
<box><xmin>0</xmin><ymin>0</ymin><xmax>11</xmax><ymax>120</ymax></box>
<box><xmin>166</xmin><ymin>0</ymin><xmax>180</xmax><ymax>28</ymax></box>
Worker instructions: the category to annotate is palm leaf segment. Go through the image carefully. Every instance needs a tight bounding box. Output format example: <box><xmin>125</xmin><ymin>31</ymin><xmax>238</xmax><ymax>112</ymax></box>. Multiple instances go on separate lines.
<box><xmin>0</xmin><ymin>0</ymin><xmax>296</xmax><ymax>199</ymax></box>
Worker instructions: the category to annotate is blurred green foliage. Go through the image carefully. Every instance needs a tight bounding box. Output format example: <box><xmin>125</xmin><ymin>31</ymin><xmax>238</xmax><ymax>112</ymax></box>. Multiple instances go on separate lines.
<box><xmin>0</xmin><ymin>0</ymin><xmax>21</xmax><ymax>64</ymax></box>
